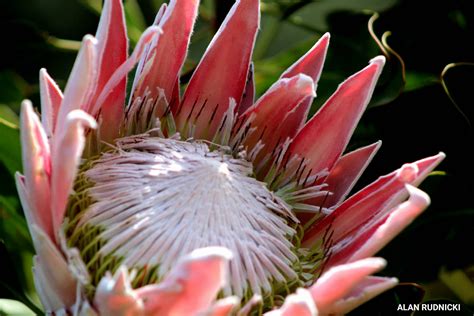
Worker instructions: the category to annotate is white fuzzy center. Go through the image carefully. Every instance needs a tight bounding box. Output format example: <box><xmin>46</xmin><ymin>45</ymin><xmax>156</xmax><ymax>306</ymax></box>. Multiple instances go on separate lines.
<box><xmin>76</xmin><ymin>135</ymin><xmax>299</xmax><ymax>296</ymax></box>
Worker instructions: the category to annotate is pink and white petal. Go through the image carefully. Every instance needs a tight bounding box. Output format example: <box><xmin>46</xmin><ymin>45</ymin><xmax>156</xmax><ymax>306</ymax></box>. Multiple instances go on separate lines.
<box><xmin>136</xmin><ymin>247</ymin><xmax>232</xmax><ymax>315</ymax></box>
<box><xmin>176</xmin><ymin>0</ymin><xmax>259</xmax><ymax>140</ymax></box>
<box><xmin>281</xmin><ymin>33</ymin><xmax>330</xmax><ymax>83</ymax></box>
<box><xmin>327</xmin><ymin>185</ymin><xmax>430</xmax><ymax>267</ymax></box>
<box><xmin>51</xmin><ymin>110</ymin><xmax>97</xmax><ymax>238</ymax></box>
<box><xmin>129</xmin><ymin>4</ymin><xmax>167</xmax><ymax>101</ymax></box>
<box><xmin>310</xmin><ymin>141</ymin><xmax>381</xmax><ymax>208</ymax></box>
<box><xmin>32</xmin><ymin>259</ymin><xmax>69</xmax><ymax>315</ymax></box>
<box><xmin>94</xmin><ymin>0</ymin><xmax>128</xmax><ymax>89</ymax></box>
<box><xmin>302</xmin><ymin>152</ymin><xmax>445</xmax><ymax>248</ymax></box>
<box><xmin>92</xmin><ymin>26</ymin><xmax>161</xmax><ymax>118</ymax></box>
<box><xmin>201</xmin><ymin>296</ymin><xmax>240</xmax><ymax>316</ymax></box>
<box><xmin>56</xmin><ymin>35</ymin><xmax>97</xmax><ymax>131</ymax></box>
<box><xmin>31</xmin><ymin>225</ymin><xmax>77</xmax><ymax>312</ymax></box>
<box><xmin>265</xmin><ymin>288</ymin><xmax>317</xmax><ymax>316</ymax></box>
<box><xmin>153</xmin><ymin>2</ymin><xmax>168</xmax><ymax>25</ymax></box>
<box><xmin>288</xmin><ymin>56</ymin><xmax>385</xmax><ymax>178</ymax></box>
<box><xmin>309</xmin><ymin>257</ymin><xmax>387</xmax><ymax>314</ymax></box>
<box><xmin>39</xmin><ymin>69</ymin><xmax>63</xmax><ymax>137</ymax></box>
<box><xmin>19</xmin><ymin>101</ymin><xmax>54</xmax><ymax>239</ymax></box>
<box><xmin>328</xmin><ymin>276</ymin><xmax>398</xmax><ymax>314</ymax></box>
<box><xmin>237</xmin><ymin>62</ymin><xmax>256</xmax><ymax>115</ymax></box>
<box><xmin>133</xmin><ymin>0</ymin><xmax>199</xmax><ymax>110</ymax></box>
<box><xmin>95</xmin><ymin>267</ymin><xmax>144</xmax><ymax>316</ymax></box>
<box><xmin>237</xmin><ymin>74</ymin><xmax>315</xmax><ymax>166</ymax></box>
<box><xmin>274</xmin><ymin>33</ymin><xmax>330</xmax><ymax>133</ymax></box>
<box><xmin>91</xmin><ymin>0</ymin><xmax>128</xmax><ymax>142</ymax></box>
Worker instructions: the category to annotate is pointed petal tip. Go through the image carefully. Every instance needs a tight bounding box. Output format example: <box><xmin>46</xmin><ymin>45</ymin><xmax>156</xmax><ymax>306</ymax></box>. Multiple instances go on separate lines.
<box><xmin>370</xmin><ymin>55</ymin><xmax>386</xmax><ymax>68</ymax></box>
<box><xmin>345</xmin><ymin>257</ymin><xmax>387</xmax><ymax>273</ymax></box>
<box><xmin>316</xmin><ymin>32</ymin><xmax>330</xmax><ymax>51</ymax></box>
<box><xmin>39</xmin><ymin>68</ymin><xmax>47</xmax><ymax>77</ymax></box>
<box><xmin>21</xmin><ymin>99</ymin><xmax>33</xmax><ymax>110</ymax></box>
<box><xmin>434</xmin><ymin>151</ymin><xmax>446</xmax><ymax>162</ymax></box>
<box><xmin>363</xmin><ymin>257</ymin><xmax>387</xmax><ymax>270</ymax></box>
<box><xmin>398</xmin><ymin>151</ymin><xmax>446</xmax><ymax>183</ymax></box>
<box><xmin>82</xmin><ymin>34</ymin><xmax>98</xmax><ymax>46</ymax></box>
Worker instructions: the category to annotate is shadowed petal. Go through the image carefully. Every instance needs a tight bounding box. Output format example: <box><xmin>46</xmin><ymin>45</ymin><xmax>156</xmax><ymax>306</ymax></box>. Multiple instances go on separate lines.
<box><xmin>271</xmin><ymin>33</ymin><xmax>331</xmax><ymax>141</ymax></box>
<box><xmin>302</xmin><ymin>152</ymin><xmax>445</xmax><ymax>248</ymax></box>
<box><xmin>31</xmin><ymin>225</ymin><xmax>77</xmax><ymax>312</ymax></box>
<box><xmin>135</xmin><ymin>247</ymin><xmax>232</xmax><ymax>315</ymax></box>
<box><xmin>237</xmin><ymin>63</ymin><xmax>256</xmax><ymax>114</ymax></box>
<box><xmin>328</xmin><ymin>276</ymin><xmax>398</xmax><ymax>314</ymax></box>
<box><xmin>51</xmin><ymin>110</ymin><xmax>97</xmax><ymax>237</ymax></box>
<box><xmin>309</xmin><ymin>257</ymin><xmax>389</xmax><ymax>314</ymax></box>
<box><xmin>18</xmin><ymin>101</ymin><xmax>53</xmax><ymax>239</ymax></box>
<box><xmin>265</xmin><ymin>288</ymin><xmax>317</xmax><ymax>316</ymax></box>
<box><xmin>39</xmin><ymin>69</ymin><xmax>63</xmax><ymax>138</ymax></box>
<box><xmin>95</xmin><ymin>267</ymin><xmax>144</xmax><ymax>316</ymax></box>
<box><xmin>326</xmin><ymin>185</ymin><xmax>431</xmax><ymax>267</ymax></box>
<box><xmin>94</xmin><ymin>0</ymin><xmax>128</xmax><ymax>90</ymax></box>
<box><xmin>288</xmin><ymin>57</ymin><xmax>385</xmax><ymax>178</ymax></box>
<box><xmin>310</xmin><ymin>141</ymin><xmax>381</xmax><ymax>208</ymax></box>
<box><xmin>281</xmin><ymin>33</ymin><xmax>330</xmax><ymax>83</ymax></box>
<box><xmin>56</xmin><ymin>35</ymin><xmax>97</xmax><ymax>131</ymax></box>
<box><xmin>92</xmin><ymin>26</ymin><xmax>161</xmax><ymax>117</ymax></box>
<box><xmin>132</xmin><ymin>0</ymin><xmax>199</xmax><ymax>113</ymax></box>
<box><xmin>176</xmin><ymin>0</ymin><xmax>259</xmax><ymax>140</ymax></box>
<box><xmin>91</xmin><ymin>0</ymin><xmax>128</xmax><ymax>142</ymax></box>
<box><xmin>236</xmin><ymin>74</ymin><xmax>315</xmax><ymax>169</ymax></box>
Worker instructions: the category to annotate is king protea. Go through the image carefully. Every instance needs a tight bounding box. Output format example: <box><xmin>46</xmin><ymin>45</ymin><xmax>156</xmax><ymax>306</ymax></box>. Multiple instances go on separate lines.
<box><xmin>16</xmin><ymin>0</ymin><xmax>444</xmax><ymax>315</ymax></box>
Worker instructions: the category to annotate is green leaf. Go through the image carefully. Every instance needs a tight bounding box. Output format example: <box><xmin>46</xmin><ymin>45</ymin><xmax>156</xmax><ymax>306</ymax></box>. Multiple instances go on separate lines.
<box><xmin>0</xmin><ymin>72</ymin><xmax>29</xmax><ymax>108</ymax></box>
<box><xmin>124</xmin><ymin>0</ymin><xmax>147</xmax><ymax>46</ymax></box>
<box><xmin>0</xmin><ymin>120</ymin><xmax>21</xmax><ymax>176</ymax></box>
<box><xmin>0</xmin><ymin>299</ymin><xmax>35</xmax><ymax>316</ymax></box>
<box><xmin>0</xmin><ymin>196</ymin><xmax>31</xmax><ymax>250</ymax></box>
<box><xmin>405</xmin><ymin>72</ymin><xmax>438</xmax><ymax>92</ymax></box>
<box><xmin>78</xmin><ymin>0</ymin><xmax>102</xmax><ymax>15</ymax></box>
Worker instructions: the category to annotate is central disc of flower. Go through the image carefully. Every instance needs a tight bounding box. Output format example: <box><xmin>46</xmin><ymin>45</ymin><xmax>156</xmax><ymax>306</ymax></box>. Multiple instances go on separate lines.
<box><xmin>66</xmin><ymin>135</ymin><xmax>302</xmax><ymax>298</ymax></box>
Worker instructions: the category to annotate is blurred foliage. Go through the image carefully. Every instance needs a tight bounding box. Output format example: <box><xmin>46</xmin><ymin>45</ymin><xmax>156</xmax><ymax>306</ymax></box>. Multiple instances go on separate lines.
<box><xmin>0</xmin><ymin>0</ymin><xmax>473</xmax><ymax>314</ymax></box>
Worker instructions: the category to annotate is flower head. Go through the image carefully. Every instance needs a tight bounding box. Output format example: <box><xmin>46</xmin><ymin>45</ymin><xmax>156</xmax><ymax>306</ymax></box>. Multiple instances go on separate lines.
<box><xmin>16</xmin><ymin>0</ymin><xmax>444</xmax><ymax>315</ymax></box>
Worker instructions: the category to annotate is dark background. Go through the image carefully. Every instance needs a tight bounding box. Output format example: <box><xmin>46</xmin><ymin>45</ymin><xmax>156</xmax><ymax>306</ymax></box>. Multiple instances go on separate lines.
<box><xmin>0</xmin><ymin>0</ymin><xmax>473</xmax><ymax>314</ymax></box>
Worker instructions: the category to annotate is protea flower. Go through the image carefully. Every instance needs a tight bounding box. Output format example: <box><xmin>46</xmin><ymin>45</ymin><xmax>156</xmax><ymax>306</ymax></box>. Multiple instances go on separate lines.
<box><xmin>16</xmin><ymin>0</ymin><xmax>445</xmax><ymax>315</ymax></box>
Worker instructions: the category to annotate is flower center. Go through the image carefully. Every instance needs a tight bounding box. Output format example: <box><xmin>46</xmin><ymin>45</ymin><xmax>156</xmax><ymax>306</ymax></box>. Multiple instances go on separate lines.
<box><xmin>66</xmin><ymin>134</ymin><xmax>304</xmax><ymax>299</ymax></box>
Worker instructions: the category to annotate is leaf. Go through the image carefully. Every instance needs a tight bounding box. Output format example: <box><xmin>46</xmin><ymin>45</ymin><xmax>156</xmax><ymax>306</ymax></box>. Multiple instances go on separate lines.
<box><xmin>0</xmin><ymin>120</ymin><xmax>21</xmax><ymax>176</ymax></box>
<box><xmin>405</xmin><ymin>72</ymin><xmax>438</xmax><ymax>92</ymax></box>
<box><xmin>77</xmin><ymin>0</ymin><xmax>102</xmax><ymax>15</ymax></box>
<box><xmin>0</xmin><ymin>299</ymin><xmax>35</xmax><ymax>316</ymax></box>
<box><xmin>124</xmin><ymin>0</ymin><xmax>147</xmax><ymax>46</ymax></box>
<box><xmin>0</xmin><ymin>72</ymin><xmax>29</xmax><ymax>107</ymax></box>
<box><xmin>0</xmin><ymin>196</ymin><xmax>31</xmax><ymax>251</ymax></box>
<box><xmin>439</xmin><ymin>267</ymin><xmax>474</xmax><ymax>305</ymax></box>
<box><xmin>0</xmin><ymin>104</ymin><xmax>19</xmax><ymax>128</ymax></box>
